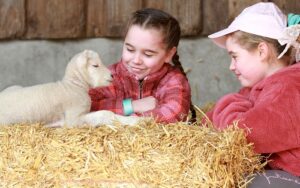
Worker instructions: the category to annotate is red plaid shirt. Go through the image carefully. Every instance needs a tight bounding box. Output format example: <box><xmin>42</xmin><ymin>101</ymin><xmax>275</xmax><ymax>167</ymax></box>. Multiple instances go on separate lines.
<box><xmin>89</xmin><ymin>60</ymin><xmax>191</xmax><ymax>123</ymax></box>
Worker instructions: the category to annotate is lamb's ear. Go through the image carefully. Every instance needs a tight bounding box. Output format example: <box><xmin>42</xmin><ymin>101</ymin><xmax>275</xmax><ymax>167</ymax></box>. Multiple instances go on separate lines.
<box><xmin>86</xmin><ymin>50</ymin><xmax>101</xmax><ymax>67</ymax></box>
<box><xmin>82</xmin><ymin>50</ymin><xmax>89</xmax><ymax>56</ymax></box>
<box><xmin>77</xmin><ymin>50</ymin><xmax>90</xmax><ymax>67</ymax></box>
<box><xmin>74</xmin><ymin>51</ymin><xmax>90</xmax><ymax>81</ymax></box>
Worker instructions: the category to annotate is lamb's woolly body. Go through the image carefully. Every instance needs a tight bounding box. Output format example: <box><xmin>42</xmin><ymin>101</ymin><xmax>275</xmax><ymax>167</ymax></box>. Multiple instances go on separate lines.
<box><xmin>0</xmin><ymin>81</ymin><xmax>90</xmax><ymax>125</ymax></box>
<box><xmin>0</xmin><ymin>50</ymin><xmax>116</xmax><ymax>127</ymax></box>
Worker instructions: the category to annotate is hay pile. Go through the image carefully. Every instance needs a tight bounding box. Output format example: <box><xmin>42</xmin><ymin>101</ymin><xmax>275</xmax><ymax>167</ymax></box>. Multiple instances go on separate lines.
<box><xmin>0</xmin><ymin>120</ymin><xmax>264</xmax><ymax>187</ymax></box>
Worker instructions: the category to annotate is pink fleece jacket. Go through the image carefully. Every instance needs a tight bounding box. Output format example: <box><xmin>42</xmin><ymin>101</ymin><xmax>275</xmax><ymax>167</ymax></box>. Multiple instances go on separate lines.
<box><xmin>207</xmin><ymin>62</ymin><xmax>300</xmax><ymax>176</ymax></box>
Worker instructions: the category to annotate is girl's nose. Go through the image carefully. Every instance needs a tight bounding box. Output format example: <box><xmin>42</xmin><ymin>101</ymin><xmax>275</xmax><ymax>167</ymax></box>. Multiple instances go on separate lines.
<box><xmin>133</xmin><ymin>53</ymin><xmax>142</xmax><ymax>64</ymax></box>
<box><xmin>229</xmin><ymin>61</ymin><xmax>235</xmax><ymax>71</ymax></box>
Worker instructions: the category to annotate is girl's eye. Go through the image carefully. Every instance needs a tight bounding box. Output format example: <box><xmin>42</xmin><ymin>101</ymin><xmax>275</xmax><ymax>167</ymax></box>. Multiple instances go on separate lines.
<box><xmin>92</xmin><ymin>64</ymin><xmax>99</xmax><ymax>68</ymax></box>
<box><xmin>127</xmin><ymin>48</ymin><xmax>134</xmax><ymax>52</ymax></box>
<box><xmin>144</xmin><ymin>53</ymin><xmax>153</xmax><ymax>57</ymax></box>
<box><xmin>144</xmin><ymin>52</ymin><xmax>155</xmax><ymax>57</ymax></box>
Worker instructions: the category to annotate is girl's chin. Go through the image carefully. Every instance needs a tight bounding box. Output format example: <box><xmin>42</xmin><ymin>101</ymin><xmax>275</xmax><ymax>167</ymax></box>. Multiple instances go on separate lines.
<box><xmin>128</xmin><ymin>70</ymin><xmax>148</xmax><ymax>79</ymax></box>
<box><xmin>240</xmin><ymin>81</ymin><xmax>254</xmax><ymax>88</ymax></box>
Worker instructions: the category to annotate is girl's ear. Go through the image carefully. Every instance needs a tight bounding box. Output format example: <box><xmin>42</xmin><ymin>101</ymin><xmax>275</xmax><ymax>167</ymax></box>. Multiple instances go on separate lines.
<box><xmin>165</xmin><ymin>47</ymin><xmax>177</xmax><ymax>63</ymax></box>
<box><xmin>257</xmin><ymin>42</ymin><xmax>270</xmax><ymax>60</ymax></box>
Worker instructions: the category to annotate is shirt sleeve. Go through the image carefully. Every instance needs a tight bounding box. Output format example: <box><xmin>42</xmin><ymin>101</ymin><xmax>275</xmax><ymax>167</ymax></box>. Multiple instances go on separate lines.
<box><xmin>142</xmin><ymin>71</ymin><xmax>191</xmax><ymax>123</ymax></box>
<box><xmin>208</xmin><ymin>82</ymin><xmax>300</xmax><ymax>154</ymax></box>
<box><xmin>88</xmin><ymin>81</ymin><xmax>124</xmax><ymax>114</ymax></box>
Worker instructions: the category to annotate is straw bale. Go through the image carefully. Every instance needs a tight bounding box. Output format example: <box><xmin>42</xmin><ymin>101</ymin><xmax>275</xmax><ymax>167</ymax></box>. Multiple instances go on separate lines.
<box><xmin>0</xmin><ymin>118</ymin><xmax>264</xmax><ymax>188</ymax></box>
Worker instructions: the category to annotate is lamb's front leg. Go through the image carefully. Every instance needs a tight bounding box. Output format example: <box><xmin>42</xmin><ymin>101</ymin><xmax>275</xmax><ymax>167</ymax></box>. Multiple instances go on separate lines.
<box><xmin>45</xmin><ymin>119</ymin><xmax>65</xmax><ymax>128</ymax></box>
<box><xmin>81</xmin><ymin>110</ymin><xmax>142</xmax><ymax>127</ymax></box>
<box><xmin>60</xmin><ymin>107</ymin><xmax>88</xmax><ymax>128</ymax></box>
<box><xmin>113</xmin><ymin>113</ymin><xmax>143</xmax><ymax>125</ymax></box>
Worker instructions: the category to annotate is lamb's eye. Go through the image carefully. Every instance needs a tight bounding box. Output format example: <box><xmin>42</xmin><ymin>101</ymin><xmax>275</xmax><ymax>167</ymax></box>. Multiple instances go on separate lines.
<box><xmin>92</xmin><ymin>64</ymin><xmax>99</xmax><ymax>68</ymax></box>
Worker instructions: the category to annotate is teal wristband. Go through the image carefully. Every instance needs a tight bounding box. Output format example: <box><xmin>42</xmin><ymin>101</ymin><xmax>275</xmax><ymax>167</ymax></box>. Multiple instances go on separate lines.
<box><xmin>123</xmin><ymin>98</ymin><xmax>134</xmax><ymax>116</ymax></box>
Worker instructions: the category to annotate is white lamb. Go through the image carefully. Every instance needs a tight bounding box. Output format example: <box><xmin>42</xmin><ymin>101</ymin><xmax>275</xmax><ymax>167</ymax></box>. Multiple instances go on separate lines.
<box><xmin>0</xmin><ymin>50</ymin><xmax>142</xmax><ymax>127</ymax></box>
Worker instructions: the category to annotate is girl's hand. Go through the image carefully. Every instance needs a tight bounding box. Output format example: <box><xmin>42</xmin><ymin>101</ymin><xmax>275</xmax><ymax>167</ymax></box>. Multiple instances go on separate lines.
<box><xmin>211</xmin><ymin>93</ymin><xmax>253</xmax><ymax>128</ymax></box>
<box><xmin>132</xmin><ymin>96</ymin><xmax>157</xmax><ymax>113</ymax></box>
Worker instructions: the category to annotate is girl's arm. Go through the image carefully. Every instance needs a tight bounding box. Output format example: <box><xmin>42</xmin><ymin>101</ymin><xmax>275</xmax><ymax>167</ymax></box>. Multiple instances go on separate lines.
<box><xmin>208</xmin><ymin>82</ymin><xmax>300</xmax><ymax>154</ymax></box>
<box><xmin>140</xmin><ymin>71</ymin><xmax>191</xmax><ymax>123</ymax></box>
<box><xmin>89</xmin><ymin>83</ymin><xmax>124</xmax><ymax>114</ymax></box>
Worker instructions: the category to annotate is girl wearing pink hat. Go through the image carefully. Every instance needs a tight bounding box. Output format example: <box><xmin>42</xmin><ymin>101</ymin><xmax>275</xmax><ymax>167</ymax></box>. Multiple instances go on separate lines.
<box><xmin>208</xmin><ymin>2</ymin><xmax>300</xmax><ymax>187</ymax></box>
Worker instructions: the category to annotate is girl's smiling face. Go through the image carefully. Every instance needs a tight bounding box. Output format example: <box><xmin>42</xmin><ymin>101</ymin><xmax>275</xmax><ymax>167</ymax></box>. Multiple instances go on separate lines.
<box><xmin>122</xmin><ymin>25</ymin><xmax>176</xmax><ymax>80</ymax></box>
<box><xmin>226</xmin><ymin>36</ymin><xmax>270</xmax><ymax>87</ymax></box>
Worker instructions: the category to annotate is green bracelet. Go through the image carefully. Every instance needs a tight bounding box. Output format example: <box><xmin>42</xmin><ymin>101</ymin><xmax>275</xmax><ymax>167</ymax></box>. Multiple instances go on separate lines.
<box><xmin>123</xmin><ymin>98</ymin><xmax>134</xmax><ymax>116</ymax></box>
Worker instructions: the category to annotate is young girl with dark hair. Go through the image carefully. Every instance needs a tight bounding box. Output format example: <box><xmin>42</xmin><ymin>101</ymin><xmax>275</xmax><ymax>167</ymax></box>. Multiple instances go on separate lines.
<box><xmin>89</xmin><ymin>8</ymin><xmax>195</xmax><ymax>123</ymax></box>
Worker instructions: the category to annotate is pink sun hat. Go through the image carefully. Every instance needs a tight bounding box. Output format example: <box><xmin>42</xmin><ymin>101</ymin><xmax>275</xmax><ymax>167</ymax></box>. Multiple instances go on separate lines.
<box><xmin>208</xmin><ymin>2</ymin><xmax>287</xmax><ymax>48</ymax></box>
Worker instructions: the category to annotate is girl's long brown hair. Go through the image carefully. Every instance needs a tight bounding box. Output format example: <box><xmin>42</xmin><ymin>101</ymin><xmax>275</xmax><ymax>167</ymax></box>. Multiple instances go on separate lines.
<box><xmin>126</xmin><ymin>8</ymin><xmax>197</xmax><ymax>123</ymax></box>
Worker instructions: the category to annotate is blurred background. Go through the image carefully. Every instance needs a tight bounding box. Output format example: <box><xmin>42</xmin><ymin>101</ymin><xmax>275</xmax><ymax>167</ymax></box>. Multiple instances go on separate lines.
<box><xmin>0</xmin><ymin>0</ymin><xmax>299</xmax><ymax>107</ymax></box>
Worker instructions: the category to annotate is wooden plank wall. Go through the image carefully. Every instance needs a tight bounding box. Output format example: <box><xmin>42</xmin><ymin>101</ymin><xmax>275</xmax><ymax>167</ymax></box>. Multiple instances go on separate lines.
<box><xmin>0</xmin><ymin>0</ymin><xmax>299</xmax><ymax>39</ymax></box>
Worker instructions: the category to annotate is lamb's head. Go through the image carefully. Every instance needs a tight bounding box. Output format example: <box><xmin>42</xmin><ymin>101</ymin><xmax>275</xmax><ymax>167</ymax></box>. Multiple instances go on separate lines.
<box><xmin>64</xmin><ymin>50</ymin><xmax>112</xmax><ymax>89</ymax></box>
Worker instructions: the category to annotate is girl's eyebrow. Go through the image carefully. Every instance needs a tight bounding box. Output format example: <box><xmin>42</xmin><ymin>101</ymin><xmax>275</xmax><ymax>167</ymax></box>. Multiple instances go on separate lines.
<box><xmin>125</xmin><ymin>43</ymin><xmax>134</xmax><ymax>48</ymax></box>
